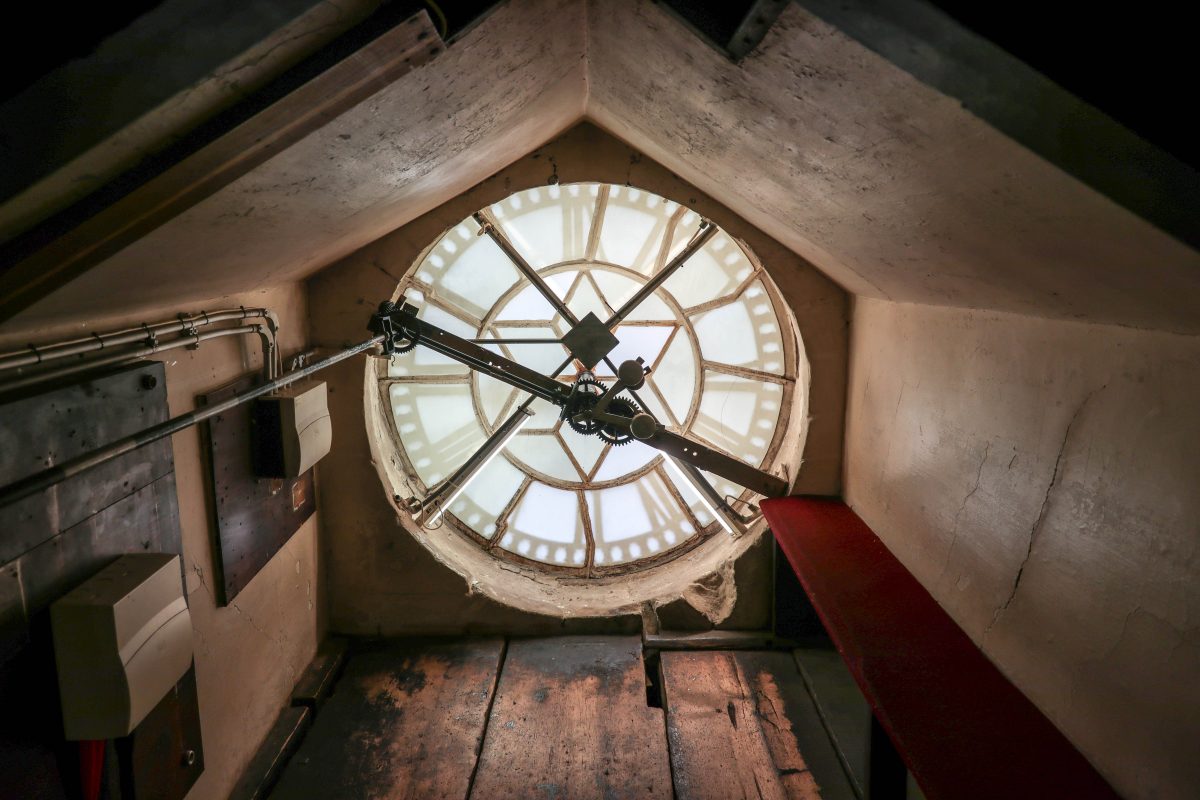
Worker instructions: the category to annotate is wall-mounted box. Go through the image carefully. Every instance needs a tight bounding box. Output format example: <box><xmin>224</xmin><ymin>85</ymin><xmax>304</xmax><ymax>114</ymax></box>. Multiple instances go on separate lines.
<box><xmin>252</xmin><ymin>380</ymin><xmax>332</xmax><ymax>478</ymax></box>
<box><xmin>51</xmin><ymin>553</ymin><xmax>192</xmax><ymax>740</ymax></box>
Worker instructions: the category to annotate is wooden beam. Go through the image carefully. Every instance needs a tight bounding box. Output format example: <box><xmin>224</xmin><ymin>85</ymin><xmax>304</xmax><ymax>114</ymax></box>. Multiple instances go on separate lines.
<box><xmin>0</xmin><ymin>11</ymin><xmax>442</xmax><ymax>323</ymax></box>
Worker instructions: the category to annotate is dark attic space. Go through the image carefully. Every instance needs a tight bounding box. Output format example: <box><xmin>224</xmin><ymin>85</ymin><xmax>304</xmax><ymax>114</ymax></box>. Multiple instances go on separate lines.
<box><xmin>1</xmin><ymin>2</ymin><xmax>1197</xmax><ymax>799</ymax></box>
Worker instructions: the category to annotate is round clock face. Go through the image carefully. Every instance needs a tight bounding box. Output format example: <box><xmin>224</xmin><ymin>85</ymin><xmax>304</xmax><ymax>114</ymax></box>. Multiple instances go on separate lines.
<box><xmin>372</xmin><ymin>182</ymin><xmax>806</xmax><ymax>580</ymax></box>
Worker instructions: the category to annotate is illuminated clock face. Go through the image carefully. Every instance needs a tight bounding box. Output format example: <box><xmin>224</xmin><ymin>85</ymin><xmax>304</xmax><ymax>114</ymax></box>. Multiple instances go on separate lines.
<box><xmin>374</xmin><ymin>182</ymin><xmax>804</xmax><ymax>576</ymax></box>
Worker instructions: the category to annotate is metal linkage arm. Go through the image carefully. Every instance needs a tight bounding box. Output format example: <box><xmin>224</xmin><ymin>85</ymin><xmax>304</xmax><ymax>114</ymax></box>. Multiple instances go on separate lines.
<box><xmin>371</xmin><ymin>300</ymin><xmax>570</xmax><ymax>406</ymax></box>
<box><xmin>369</xmin><ymin>300</ymin><xmax>788</xmax><ymax>499</ymax></box>
<box><xmin>591</xmin><ymin>409</ymin><xmax>788</xmax><ymax>498</ymax></box>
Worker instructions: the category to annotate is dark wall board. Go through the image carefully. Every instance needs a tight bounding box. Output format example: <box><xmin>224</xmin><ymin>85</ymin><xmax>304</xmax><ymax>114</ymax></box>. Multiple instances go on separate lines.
<box><xmin>0</xmin><ymin>361</ymin><xmax>183</xmax><ymax>800</ymax></box>
<box><xmin>200</xmin><ymin>374</ymin><xmax>315</xmax><ymax>605</ymax></box>
<box><xmin>17</xmin><ymin>476</ymin><xmax>181</xmax><ymax>628</ymax></box>
<box><xmin>0</xmin><ymin>362</ymin><xmax>174</xmax><ymax>565</ymax></box>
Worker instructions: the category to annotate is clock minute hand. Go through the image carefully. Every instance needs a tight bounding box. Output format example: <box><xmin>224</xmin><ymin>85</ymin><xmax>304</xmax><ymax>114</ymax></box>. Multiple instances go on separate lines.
<box><xmin>370</xmin><ymin>299</ymin><xmax>570</xmax><ymax>405</ymax></box>
<box><xmin>582</xmin><ymin>357</ymin><xmax>788</xmax><ymax>499</ymax></box>
<box><xmin>369</xmin><ymin>300</ymin><xmax>788</xmax><ymax>498</ymax></box>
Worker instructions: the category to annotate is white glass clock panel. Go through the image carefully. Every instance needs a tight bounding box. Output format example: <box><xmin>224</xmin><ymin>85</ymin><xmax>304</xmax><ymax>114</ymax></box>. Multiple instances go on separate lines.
<box><xmin>379</xmin><ymin>183</ymin><xmax>796</xmax><ymax>572</ymax></box>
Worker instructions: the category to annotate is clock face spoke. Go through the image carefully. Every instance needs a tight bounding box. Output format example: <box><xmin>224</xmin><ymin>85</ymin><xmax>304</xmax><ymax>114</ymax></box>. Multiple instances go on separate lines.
<box><xmin>476</xmin><ymin>209</ymin><xmax>579</xmax><ymax>327</ymax></box>
<box><xmin>604</xmin><ymin>221</ymin><xmax>716</xmax><ymax>327</ymax></box>
<box><xmin>376</xmin><ymin>182</ymin><xmax>804</xmax><ymax>573</ymax></box>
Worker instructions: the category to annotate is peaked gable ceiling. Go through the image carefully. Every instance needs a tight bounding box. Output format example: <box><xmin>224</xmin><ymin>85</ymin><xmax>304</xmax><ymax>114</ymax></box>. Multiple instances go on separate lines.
<box><xmin>2</xmin><ymin>0</ymin><xmax>1197</xmax><ymax>333</ymax></box>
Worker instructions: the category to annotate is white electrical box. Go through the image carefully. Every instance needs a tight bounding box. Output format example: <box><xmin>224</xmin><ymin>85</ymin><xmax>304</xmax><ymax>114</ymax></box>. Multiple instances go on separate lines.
<box><xmin>51</xmin><ymin>553</ymin><xmax>193</xmax><ymax>740</ymax></box>
<box><xmin>252</xmin><ymin>379</ymin><xmax>332</xmax><ymax>478</ymax></box>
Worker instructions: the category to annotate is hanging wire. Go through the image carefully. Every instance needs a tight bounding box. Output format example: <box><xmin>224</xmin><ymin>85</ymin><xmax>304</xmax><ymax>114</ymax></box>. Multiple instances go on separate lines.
<box><xmin>424</xmin><ymin>0</ymin><xmax>449</xmax><ymax>39</ymax></box>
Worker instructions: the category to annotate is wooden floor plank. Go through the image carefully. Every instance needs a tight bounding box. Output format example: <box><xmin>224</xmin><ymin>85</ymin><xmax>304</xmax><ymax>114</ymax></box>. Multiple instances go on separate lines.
<box><xmin>662</xmin><ymin>650</ymin><xmax>852</xmax><ymax>800</ymax></box>
<box><xmin>738</xmin><ymin>651</ymin><xmax>858</xmax><ymax>800</ymax></box>
<box><xmin>793</xmin><ymin>648</ymin><xmax>871</xmax><ymax>798</ymax></box>
<box><xmin>469</xmin><ymin>636</ymin><xmax>672</xmax><ymax>800</ymax></box>
<box><xmin>270</xmin><ymin>638</ymin><xmax>504</xmax><ymax>800</ymax></box>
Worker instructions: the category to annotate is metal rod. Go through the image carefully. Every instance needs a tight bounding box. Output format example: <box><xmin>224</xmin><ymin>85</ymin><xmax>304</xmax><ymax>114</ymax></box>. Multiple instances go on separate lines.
<box><xmin>0</xmin><ymin>324</ymin><xmax>269</xmax><ymax>393</ymax></box>
<box><xmin>415</xmin><ymin>405</ymin><xmax>535</xmax><ymax>516</ymax></box>
<box><xmin>474</xmin><ymin>211</ymin><xmax>579</xmax><ymax>326</ymax></box>
<box><xmin>470</xmin><ymin>337</ymin><xmax>562</xmax><ymax>344</ymax></box>
<box><xmin>591</xmin><ymin>223</ymin><xmax>715</xmax><ymax>421</ymax></box>
<box><xmin>0</xmin><ymin>307</ymin><xmax>277</xmax><ymax>372</ymax></box>
<box><xmin>604</xmin><ymin>221</ymin><xmax>716</xmax><ymax>328</ymax></box>
<box><xmin>0</xmin><ymin>336</ymin><xmax>384</xmax><ymax>509</ymax></box>
<box><xmin>401</xmin><ymin>311</ymin><xmax>569</xmax><ymax>404</ymax></box>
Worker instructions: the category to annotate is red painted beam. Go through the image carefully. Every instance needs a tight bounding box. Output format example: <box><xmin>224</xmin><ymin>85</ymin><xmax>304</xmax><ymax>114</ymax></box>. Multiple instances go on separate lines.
<box><xmin>762</xmin><ymin>496</ymin><xmax>1119</xmax><ymax>800</ymax></box>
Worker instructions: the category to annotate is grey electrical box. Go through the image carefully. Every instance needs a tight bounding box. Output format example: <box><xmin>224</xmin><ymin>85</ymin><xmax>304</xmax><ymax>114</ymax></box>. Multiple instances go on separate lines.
<box><xmin>252</xmin><ymin>379</ymin><xmax>332</xmax><ymax>478</ymax></box>
<box><xmin>51</xmin><ymin>553</ymin><xmax>193</xmax><ymax>740</ymax></box>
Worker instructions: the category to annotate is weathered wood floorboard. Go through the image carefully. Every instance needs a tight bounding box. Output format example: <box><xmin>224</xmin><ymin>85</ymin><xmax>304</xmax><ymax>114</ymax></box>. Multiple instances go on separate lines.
<box><xmin>662</xmin><ymin>650</ymin><xmax>853</xmax><ymax>800</ymax></box>
<box><xmin>469</xmin><ymin>636</ymin><xmax>672</xmax><ymax>800</ymax></box>
<box><xmin>270</xmin><ymin>638</ymin><xmax>504</xmax><ymax>800</ymax></box>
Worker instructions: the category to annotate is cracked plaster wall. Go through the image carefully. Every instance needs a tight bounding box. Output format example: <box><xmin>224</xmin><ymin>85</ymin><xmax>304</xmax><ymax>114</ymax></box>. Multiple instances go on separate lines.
<box><xmin>0</xmin><ymin>0</ymin><xmax>386</xmax><ymax>242</ymax></box>
<box><xmin>0</xmin><ymin>283</ymin><xmax>323</xmax><ymax>800</ymax></box>
<box><xmin>586</xmin><ymin>1</ymin><xmax>1200</xmax><ymax>333</ymax></box>
<box><xmin>11</xmin><ymin>0</ymin><xmax>587</xmax><ymax>328</ymax></box>
<box><xmin>844</xmin><ymin>297</ymin><xmax>1200</xmax><ymax>800</ymax></box>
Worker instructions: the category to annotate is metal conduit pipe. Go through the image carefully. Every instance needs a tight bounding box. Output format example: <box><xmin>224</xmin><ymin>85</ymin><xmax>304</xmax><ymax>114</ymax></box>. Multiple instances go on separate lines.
<box><xmin>0</xmin><ymin>324</ymin><xmax>273</xmax><ymax>393</ymax></box>
<box><xmin>0</xmin><ymin>307</ymin><xmax>279</xmax><ymax>373</ymax></box>
<box><xmin>0</xmin><ymin>336</ymin><xmax>384</xmax><ymax>508</ymax></box>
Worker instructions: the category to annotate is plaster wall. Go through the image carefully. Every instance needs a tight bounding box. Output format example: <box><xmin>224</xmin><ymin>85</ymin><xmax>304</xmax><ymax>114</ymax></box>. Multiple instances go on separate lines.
<box><xmin>0</xmin><ymin>283</ymin><xmax>322</xmax><ymax>800</ymax></box>
<box><xmin>586</xmin><ymin>1</ymin><xmax>1200</xmax><ymax>332</ymax></box>
<box><xmin>844</xmin><ymin>297</ymin><xmax>1200</xmax><ymax>800</ymax></box>
<box><xmin>307</xmin><ymin>123</ymin><xmax>849</xmax><ymax>635</ymax></box>
<box><xmin>11</xmin><ymin>0</ymin><xmax>586</xmax><ymax>328</ymax></box>
<box><xmin>13</xmin><ymin>0</ymin><xmax>1197</xmax><ymax>336</ymax></box>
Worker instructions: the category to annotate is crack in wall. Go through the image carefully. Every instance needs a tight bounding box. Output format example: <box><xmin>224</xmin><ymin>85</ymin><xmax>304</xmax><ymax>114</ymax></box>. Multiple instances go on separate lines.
<box><xmin>985</xmin><ymin>387</ymin><xmax>1102</xmax><ymax>637</ymax></box>
<box><xmin>939</xmin><ymin>440</ymin><xmax>990</xmax><ymax>582</ymax></box>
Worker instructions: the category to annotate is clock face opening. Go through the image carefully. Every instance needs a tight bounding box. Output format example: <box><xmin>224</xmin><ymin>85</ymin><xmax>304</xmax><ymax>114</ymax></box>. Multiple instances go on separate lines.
<box><xmin>367</xmin><ymin>182</ymin><xmax>809</xmax><ymax>613</ymax></box>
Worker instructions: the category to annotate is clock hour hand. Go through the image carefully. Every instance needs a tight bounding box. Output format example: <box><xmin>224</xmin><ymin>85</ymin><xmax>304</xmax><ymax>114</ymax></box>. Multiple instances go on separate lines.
<box><xmin>369</xmin><ymin>299</ymin><xmax>570</xmax><ymax>406</ymax></box>
<box><xmin>368</xmin><ymin>300</ymin><xmax>788</xmax><ymax>498</ymax></box>
<box><xmin>581</xmin><ymin>359</ymin><xmax>789</xmax><ymax>499</ymax></box>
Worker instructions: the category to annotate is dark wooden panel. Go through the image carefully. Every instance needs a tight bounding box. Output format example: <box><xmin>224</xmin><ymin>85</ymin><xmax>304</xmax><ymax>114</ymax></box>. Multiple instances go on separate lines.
<box><xmin>0</xmin><ymin>476</ymin><xmax>185</xmax><ymax>798</ymax></box>
<box><xmin>200</xmin><ymin>375</ymin><xmax>315</xmax><ymax>604</ymax></box>
<box><xmin>0</xmin><ymin>361</ymin><xmax>173</xmax><ymax>565</ymax></box>
<box><xmin>117</xmin><ymin>665</ymin><xmax>205</xmax><ymax>800</ymax></box>
<box><xmin>14</xmin><ymin>475</ymin><xmax>182</xmax><ymax>615</ymax></box>
<box><xmin>0</xmin><ymin>632</ymin><xmax>71</xmax><ymax>800</ymax></box>
<box><xmin>662</xmin><ymin>650</ymin><xmax>821</xmax><ymax>800</ymax></box>
<box><xmin>271</xmin><ymin>638</ymin><xmax>504</xmax><ymax>800</ymax></box>
<box><xmin>470</xmin><ymin>636</ymin><xmax>672</xmax><ymax>800</ymax></box>
<box><xmin>0</xmin><ymin>562</ymin><xmax>26</xmax><ymax>664</ymax></box>
<box><xmin>229</xmin><ymin>706</ymin><xmax>311</xmax><ymax>800</ymax></box>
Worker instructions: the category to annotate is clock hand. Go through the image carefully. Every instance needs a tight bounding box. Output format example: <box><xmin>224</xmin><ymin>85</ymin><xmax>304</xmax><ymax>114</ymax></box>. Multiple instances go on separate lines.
<box><xmin>476</xmin><ymin>210</ymin><xmax>664</xmax><ymax>420</ymax></box>
<box><xmin>576</xmin><ymin>354</ymin><xmax>788</xmax><ymax>498</ymax></box>
<box><xmin>602</xmin><ymin>220</ymin><xmax>715</xmax><ymax>328</ymax></box>
<box><xmin>370</xmin><ymin>300</ymin><xmax>789</xmax><ymax>498</ymax></box>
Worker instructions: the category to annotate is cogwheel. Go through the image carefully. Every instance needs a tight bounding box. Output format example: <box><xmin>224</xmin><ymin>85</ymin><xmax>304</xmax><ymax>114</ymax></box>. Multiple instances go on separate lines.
<box><xmin>596</xmin><ymin>397</ymin><xmax>640</xmax><ymax>446</ymax></box>
<box><xmin>391</xmin><ymin>329</ymin><xmax>419</xmax><ymax>354</ymax></box>
<box><xmin>562</xmin><ymin>376</ymin><xmax>604</xmax><ymax>436</ymax></box>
